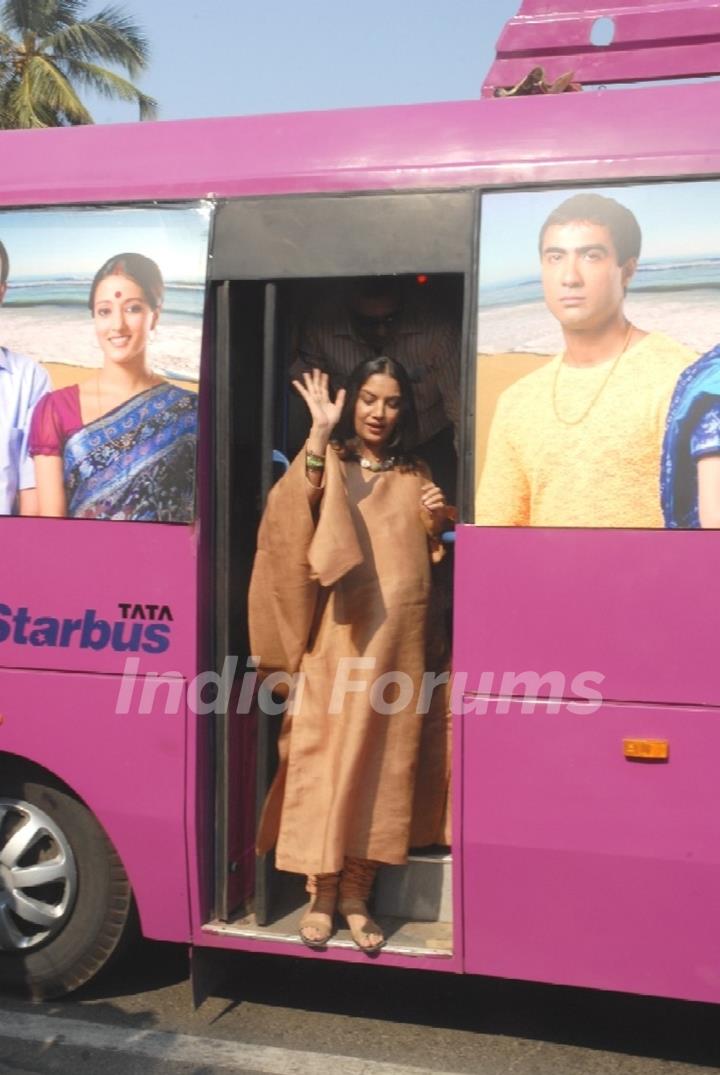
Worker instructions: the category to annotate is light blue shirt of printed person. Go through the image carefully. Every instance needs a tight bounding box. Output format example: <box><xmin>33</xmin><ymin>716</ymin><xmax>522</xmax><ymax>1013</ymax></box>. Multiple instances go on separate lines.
<box><xmin>0</xmin><ymin>240</ymin><xmax>50</xmax><ymax>514</ymax></box>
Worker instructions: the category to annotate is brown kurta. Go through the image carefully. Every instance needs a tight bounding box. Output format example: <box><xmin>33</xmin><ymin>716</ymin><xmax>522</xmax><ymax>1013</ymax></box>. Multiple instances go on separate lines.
<box><xmin>250</xmin><ymin>447</ymin><xmax>449</xmax><ymax>876</ymax></box>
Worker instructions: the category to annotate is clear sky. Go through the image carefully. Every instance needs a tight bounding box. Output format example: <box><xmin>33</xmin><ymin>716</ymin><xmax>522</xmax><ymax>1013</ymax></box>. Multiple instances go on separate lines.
<box><xmin>82</xmin><ymin>0</ymin><xmax>521</xmax><ymax>124</ymax></box>
<box><xmin>0</xmin><ymin>207</ymin><xmax>211</xmax><ymax>280</ymax></box>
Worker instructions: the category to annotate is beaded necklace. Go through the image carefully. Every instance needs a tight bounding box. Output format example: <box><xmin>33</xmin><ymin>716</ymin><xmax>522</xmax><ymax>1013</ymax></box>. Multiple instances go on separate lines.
<box><xmin>358</xmin><ymin>455</ymin><xmax>396</xmax><ymax>472</ymax></box>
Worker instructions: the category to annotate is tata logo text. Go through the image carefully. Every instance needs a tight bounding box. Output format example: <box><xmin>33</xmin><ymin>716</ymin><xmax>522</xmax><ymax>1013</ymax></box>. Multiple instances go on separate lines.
<box><xmin>0</xmin><ymin>603</ymin><xmax>172</xmax><ymax>654</ymax></box>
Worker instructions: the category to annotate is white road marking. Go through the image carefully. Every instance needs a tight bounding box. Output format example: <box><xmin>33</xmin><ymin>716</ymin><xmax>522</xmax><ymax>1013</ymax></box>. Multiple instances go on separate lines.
<box><xmin>0</xmin><ymin>1010</ymin><xmax>465</xmax><ymax>1075</ymax></box>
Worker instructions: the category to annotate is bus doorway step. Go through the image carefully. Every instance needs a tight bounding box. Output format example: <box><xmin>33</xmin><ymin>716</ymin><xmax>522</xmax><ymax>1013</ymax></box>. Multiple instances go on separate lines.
<box><xmin>202</xmin><ymin>911</ymin><xmax>452</xmax><ymax>956</ymax></box>
<box><xmin>375</xmin><ymin>849</ymin><xmax>452</xmax><ymax>922</ymax></box>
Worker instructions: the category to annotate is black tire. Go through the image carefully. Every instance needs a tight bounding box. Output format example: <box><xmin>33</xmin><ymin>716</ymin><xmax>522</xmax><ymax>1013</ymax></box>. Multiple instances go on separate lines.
<box><xmin>0</xmin><ymin>777</ymin><xmax>134</xmax><ymax>998</ymax></box>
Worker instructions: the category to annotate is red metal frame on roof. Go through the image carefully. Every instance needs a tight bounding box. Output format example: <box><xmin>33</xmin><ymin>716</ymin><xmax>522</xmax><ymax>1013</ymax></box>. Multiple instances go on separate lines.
<box><xmin>483</xmin><ymin>0</ymin><xmax>720</xmax><ymax>96</ymax></box>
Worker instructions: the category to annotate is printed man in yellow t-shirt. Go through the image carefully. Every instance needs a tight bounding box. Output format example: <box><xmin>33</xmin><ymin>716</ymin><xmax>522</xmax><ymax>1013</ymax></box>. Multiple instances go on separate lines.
<box><xmin>475</xmin><ymin>193</ymin><xmax>695</xmax><ymax>528</ymax></box>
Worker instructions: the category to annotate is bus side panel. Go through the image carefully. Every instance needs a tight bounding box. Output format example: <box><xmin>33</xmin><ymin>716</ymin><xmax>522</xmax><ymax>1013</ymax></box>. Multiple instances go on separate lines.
<box><xmin>453</xmin><ymin>527</ymin><xmax>720</xmax><ymax>708</ymax></box>
<box><xmin>0</xmin><ymin>667</ymin><xmax>191</xmax><ymax>942</ymax></box>
<box><xmin>0</xmin><ymin>518</ymin><xmax>197</xmax><ymax>676</ymax></box>
<box><xmin>460</xmin><ymin>699</ymin><xmax>720</xmax><ymax>1002</ymax></box>
<box><xmin>456</xmin><ymin>526</ymin><xmax>720</xmax><ymax>1002</ymax></box>
<box><xmin>0</xmin><ymin>518</ymin><xmax>199</xmax><ymax>943</ymax></box>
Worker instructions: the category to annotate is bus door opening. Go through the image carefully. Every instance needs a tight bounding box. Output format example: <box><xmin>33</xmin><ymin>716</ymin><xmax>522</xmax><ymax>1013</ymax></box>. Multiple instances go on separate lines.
<box><xmin>210</xmin><ymin>273</ymin><xmax>461</xmax><ymax>955</ymax></box>
<box><xmin>205</xmin><ymin>190</ymin><xmax>476</xmax><ymax>957</ymax></box>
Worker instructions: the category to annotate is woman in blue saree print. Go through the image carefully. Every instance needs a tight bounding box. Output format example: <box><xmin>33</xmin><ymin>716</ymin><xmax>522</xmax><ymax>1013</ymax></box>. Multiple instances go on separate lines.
<box><xmin>31</xmin><ymin>253</ymin><xmax>197</xmax><ymax>522</ymax></box>
<box><xmin>662</xmin><ymin>342</ymin><xmax>720</xmax><ymax>528</ymax></box>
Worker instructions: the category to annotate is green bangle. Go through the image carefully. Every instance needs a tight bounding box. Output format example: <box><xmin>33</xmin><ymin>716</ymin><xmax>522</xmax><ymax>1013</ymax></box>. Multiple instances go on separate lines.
<box><xmin>306</xmin><ymin>450</ymin><xmax>326</xmax><ymax>470</ymax></box>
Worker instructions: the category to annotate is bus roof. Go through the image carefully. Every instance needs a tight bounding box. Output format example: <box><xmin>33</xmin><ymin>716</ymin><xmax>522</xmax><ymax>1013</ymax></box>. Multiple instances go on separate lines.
<box><xmin>1</xmin><ymin>79</ymin><xmax>719</xmax><ymax>206</ymax></box>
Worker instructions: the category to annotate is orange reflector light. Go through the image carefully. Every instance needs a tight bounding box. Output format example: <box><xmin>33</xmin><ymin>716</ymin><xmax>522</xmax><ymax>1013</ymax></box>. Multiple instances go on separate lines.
<box><xmin>416</xmin><ymin>274</ymin><xmax>428</xmax><ymax>285</ymax></box>
<box><xmin>623</xmin><ymin>738</ymin><xmax>669</xmax><ymax>761</ymax></box>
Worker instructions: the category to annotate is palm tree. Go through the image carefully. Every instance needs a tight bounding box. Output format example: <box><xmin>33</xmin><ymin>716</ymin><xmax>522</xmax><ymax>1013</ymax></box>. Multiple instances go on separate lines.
<box><xmin>0</xmin><ymin>0</ymin><xmax>157</xmax><ymax>128</ymax></box>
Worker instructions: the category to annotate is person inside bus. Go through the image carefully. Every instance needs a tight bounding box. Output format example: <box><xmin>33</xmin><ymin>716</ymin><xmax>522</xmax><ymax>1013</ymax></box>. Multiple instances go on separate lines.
<box><xmin>29</xmin><ymin>253</ymin><xmax>197</xmax><ymax>522</ymax></box>
<box><xmin>290</xmin><ymin>277</ymin><xmax>460</xmax><ymax>497</ymax></box>
<box><xmin>661</xmin><ymin>341</ymin><xmax>720</xmax><ymax>528</ymax></box>
<box><xmin>250</xmin><ymin>358</ymin><xmax>451</xmax><ymax>952</ymax></box>
<box><xmin>475</xmin><ymin>193</ymin><xmax>696</xmax><ymax>528</ymax></box>
<box><xmin>0</xmin><ymin>238</ymin><xmax>50</xmax><ymax>515</ymax></box>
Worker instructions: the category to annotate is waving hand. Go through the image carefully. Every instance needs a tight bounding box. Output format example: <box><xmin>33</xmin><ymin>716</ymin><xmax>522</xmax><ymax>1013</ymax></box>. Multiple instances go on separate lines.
<box><xmin>293</xmin><ymin>369</ymin><xmax>346</xmax><ymax>448</ymax></box>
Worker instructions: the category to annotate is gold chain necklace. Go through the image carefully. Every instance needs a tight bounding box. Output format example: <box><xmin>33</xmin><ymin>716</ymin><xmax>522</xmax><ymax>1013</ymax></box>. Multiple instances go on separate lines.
<box><xmin>551</xmin><ymin>322</ymin><xmax>634</xmax><ymax>426</ymax></box>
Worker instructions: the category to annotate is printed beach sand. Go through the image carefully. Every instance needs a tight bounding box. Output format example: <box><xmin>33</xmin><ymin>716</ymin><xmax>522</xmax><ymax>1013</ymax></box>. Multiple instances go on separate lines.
<box><xmin>477</xmin><ymin>289</ymin><xmax>719</xmax><ymax>357</ymax></box>
<box><xmin>1</xmin><ymin>305</ymin><xmax>201</xmax><ymax>384</ymax></box>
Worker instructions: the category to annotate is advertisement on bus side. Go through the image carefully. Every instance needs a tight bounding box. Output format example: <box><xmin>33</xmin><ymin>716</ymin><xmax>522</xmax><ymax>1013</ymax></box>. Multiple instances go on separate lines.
<box><xmin>475</xmin><ymin>180</ymin><xmax>720</xmax><ymax>530</ymax></box>
<box><xmin>0</xmin><ymin>202</ymin><xmax>210</xmax><ymax>523</ymax></box>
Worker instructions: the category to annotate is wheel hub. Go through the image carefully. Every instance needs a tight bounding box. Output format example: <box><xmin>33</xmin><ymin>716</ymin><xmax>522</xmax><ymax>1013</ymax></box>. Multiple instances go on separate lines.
<box><xmin>0</xmin><ymin>799</ymin><xmax>78</xmax><ymax>951</ymax></box>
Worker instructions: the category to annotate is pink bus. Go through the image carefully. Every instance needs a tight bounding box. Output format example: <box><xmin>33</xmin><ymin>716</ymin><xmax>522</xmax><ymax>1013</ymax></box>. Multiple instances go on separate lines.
<box><xmin>2</xmin><ymin>0</ymin><xmax>720</xmax><ymax>1004</ymax></box>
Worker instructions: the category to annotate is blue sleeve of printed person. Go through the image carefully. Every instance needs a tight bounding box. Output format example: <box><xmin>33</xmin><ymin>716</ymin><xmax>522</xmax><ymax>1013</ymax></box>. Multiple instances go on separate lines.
<box><xmin>18</xmin><ymin>360</ymin><xmax>50</xmax><ymax>491</ymax></box>
<box><xmin>661</xmin><ymin>344</ymin><xmax>720</xmax><ymax>528</ymax></box>
<box><xmin>689</xmin><ymin>403</ymin><xmax>720</xmax><ymax>460</ymax></box>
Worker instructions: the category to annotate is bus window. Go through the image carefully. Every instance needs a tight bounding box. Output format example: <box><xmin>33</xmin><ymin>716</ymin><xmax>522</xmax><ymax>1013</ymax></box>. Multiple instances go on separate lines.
<box><xmin>475</xmin><ymin>179</ymin><xmax>718</xmax><ymax>530</ymax></box>
<box><xmin>0</xmin><ymin>203</ymin><xmax>209</xmax><ymax>525</ymax></box>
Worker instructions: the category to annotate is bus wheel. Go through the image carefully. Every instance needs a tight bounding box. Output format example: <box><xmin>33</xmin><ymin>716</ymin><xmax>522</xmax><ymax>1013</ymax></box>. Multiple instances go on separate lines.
<box><xmin>0</xmin><ymin>779</ymin><xmax>134</xmax><ymax>998</ymax></box>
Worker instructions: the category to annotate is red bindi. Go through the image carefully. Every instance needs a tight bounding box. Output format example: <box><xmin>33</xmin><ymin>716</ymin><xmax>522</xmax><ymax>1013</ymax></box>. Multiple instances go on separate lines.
<box><xmin>114</xmin><ymin>290</ymin><xmax>122</xmax><ymax>298</ymax></box>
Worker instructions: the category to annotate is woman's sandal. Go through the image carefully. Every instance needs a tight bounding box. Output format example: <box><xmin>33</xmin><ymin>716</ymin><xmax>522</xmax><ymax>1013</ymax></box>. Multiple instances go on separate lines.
<box><xmin>299</xmin><ymin>900</ymin><xmax>335</xmax><ymax>948</ymax></box>
<box><xmin>338</xmin><ymin>898</ymin><xmax>386</xmax><ymax>953</ymax></box>
<box><xmin>299</xmin><ymin>873</ymin><xmax>339</xmax><ymax>949</ymax></box>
